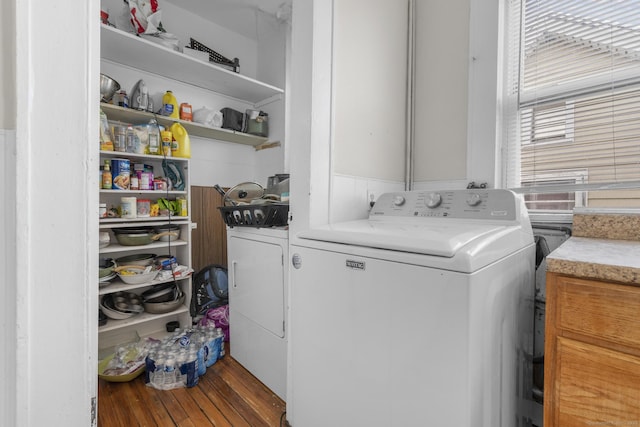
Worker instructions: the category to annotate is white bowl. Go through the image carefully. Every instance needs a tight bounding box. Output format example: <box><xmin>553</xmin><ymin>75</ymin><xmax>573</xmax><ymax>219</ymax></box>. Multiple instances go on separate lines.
<box><xmin>116</xmin><ymin>266</ymin><xmax>159</xmax><ymax>285</ymax></box>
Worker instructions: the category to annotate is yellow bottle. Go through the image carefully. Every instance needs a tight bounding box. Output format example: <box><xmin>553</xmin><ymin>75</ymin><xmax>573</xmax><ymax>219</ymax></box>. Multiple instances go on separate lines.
<box><xmin>102</xmin><ymin>160</ymin><xmax>112</xmax><ymax>189</ymax></box>
<box><xmin>162</xmin><ymin>90</ymin><xmax>179</xmax><ymax>119</ymax></box>
<box><xmin>170</xmin><ymin>122</ymin><xmax>191</xmax><ymax>158</ymax></box>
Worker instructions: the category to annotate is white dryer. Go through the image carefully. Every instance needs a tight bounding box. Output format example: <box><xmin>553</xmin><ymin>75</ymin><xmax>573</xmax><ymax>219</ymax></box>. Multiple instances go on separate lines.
<box><xmin>288</xmin><ymin>189</ymin><xmax>535</xmax><ymax>427</ymax></box>
<box><xmin>227</xmin><ymin>226</ymin><xmax>288</xmax><ymax>400</ymax></box>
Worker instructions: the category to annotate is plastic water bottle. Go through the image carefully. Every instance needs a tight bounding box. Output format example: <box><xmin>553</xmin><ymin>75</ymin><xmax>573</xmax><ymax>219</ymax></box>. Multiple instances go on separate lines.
<box><xmin>164</xmin><ymin>353</ymin><xmax>176</xmax><ymax>388</ymax></box>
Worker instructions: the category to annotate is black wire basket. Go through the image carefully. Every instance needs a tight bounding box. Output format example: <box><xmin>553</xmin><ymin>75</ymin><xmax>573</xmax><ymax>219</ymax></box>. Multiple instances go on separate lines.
<box><xmin>189</xmin><ymin>38</ymin><xmax>240</xmax><ymax>73</ymax></box>
<box><xmin>219</xmin><ymin>204</ymin><xmax>288</xmax><ymax>228</ymax></box>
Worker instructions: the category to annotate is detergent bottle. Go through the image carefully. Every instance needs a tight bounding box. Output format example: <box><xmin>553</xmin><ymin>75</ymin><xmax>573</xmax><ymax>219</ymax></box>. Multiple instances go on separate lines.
<box><xmin>170</xmin><ymin>122</ymin><xmax>191</xmax><ymax>158</ymax></box>
<box><xmin>162</xmin><ymin>90</ymin><xmax>179</xmax><ymax>119</ymax></box>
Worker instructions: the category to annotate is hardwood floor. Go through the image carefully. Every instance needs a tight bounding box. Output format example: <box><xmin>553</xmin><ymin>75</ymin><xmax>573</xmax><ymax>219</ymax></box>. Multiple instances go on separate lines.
<box><xmin>98</xmin><ymin>352</ymin><xmax>287</xmax><ymax>427</ymax></box>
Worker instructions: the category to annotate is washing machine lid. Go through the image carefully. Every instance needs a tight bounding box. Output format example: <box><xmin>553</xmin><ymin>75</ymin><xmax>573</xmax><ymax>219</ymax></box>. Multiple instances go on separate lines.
<box><xmin>296</xmin><ymin>189</ymin><xmax>534</xmax><ymax>269</ymax></box>
<box><xmin>297</xmin><ymin>219</ymin><xmax>519</xmax><ymax>258</ymax></box>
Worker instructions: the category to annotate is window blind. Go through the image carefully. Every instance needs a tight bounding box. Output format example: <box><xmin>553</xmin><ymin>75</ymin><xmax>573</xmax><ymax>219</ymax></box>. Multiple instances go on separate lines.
<box><xmin>504</xmin><ymin>0</ymin><xmax>640</xmax><ymax>210</ymax></box>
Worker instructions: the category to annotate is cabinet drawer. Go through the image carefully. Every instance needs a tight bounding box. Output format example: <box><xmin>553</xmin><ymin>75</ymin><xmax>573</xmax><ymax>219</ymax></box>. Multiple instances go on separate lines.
<box><xmin>555</xmin><ymin>276</ymin><xmax>640</xmax><ymax>349</ymax></box>
<box><xmin>554</xmin><ymin>337</ymin><xmax>640</xmax><ymax>426</ymax></box>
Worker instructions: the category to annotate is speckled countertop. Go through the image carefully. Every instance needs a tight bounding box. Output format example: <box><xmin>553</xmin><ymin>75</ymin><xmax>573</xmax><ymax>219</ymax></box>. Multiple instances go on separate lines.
<box><xmin>547</xmin><ymin>212</ymin><xmax>640</xmax><ymax>284</ymax></box>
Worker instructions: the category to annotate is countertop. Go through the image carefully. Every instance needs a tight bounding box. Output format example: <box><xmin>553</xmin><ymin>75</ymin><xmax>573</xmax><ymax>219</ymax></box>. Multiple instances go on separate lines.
<box><xmin>547</xmin><ymin>212</ymin><xmax>640</xmax><ymax>284</ymax></box>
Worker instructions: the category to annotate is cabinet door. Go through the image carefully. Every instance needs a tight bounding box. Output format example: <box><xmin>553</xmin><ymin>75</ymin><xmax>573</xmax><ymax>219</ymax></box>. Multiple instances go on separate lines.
<box><xmin>545</xmin><ymin>274</ymin><xmax>640</xmax><ymax>426</ymax></box>
<box><xmin>552</xmin><ymin>337</ymin><xmax>640</xmax><ymax>426</ymax></box>
<box><xmin>228</xmin><ymin>236</ymin><xmax>285</xmax><ymax>337</ymax></box>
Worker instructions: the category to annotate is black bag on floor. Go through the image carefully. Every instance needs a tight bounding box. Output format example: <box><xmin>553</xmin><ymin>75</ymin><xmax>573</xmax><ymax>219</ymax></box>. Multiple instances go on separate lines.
<box><xmin>190</xmin><ymin>264</ymin><xmax>229</xmax><ymax>317</ymax></box>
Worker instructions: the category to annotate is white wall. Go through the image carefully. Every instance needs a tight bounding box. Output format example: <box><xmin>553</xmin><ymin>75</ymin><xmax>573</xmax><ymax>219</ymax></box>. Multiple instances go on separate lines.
<box><xmin>1</xmin><ymin>1</ymin><xmax>17</xmax><ymax>425</ymax></box>
<box><xmin>329</xmin><ymin>0</ymin><xmax>409</xmax><ymax>222</ymax></box>
<box><xmin>413</xmin><ymin>0</ymin><xmax>470</xmax><ymax>184</ymax></box>
<box><xmin>6</xmin><ymin>0</ymin><xmax>99</xmax><ymax>425</ymax></box>
<box><xmin>412</xmin><ymin>0</ymin><xmax>501</xmax><ymax>190</ymax></box>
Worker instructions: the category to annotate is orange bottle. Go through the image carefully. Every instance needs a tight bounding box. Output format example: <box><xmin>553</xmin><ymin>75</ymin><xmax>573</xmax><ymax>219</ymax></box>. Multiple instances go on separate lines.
<box><xmin>179</xmin><ymin>103</ymin><xmax>193</xmax><ymax>121</ymax></box>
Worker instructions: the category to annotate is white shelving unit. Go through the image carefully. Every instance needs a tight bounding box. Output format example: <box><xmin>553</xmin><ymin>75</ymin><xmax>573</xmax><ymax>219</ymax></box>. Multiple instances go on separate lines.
<box><xmin>100</xmin><ymin>24</ymin><xmax>284</xmax><ymax>106</ymax></box>
<box><xmin>98</xmin><ymin>151</ymin><xmax>192</xmax><ymax>350</ymax></box>
<box><xmin>98</xmin><ymin>20</ymin><xmax>286</xmax><ymax>350</ymax></box>
<box><xmin>100</xmin><ymin>103</ymin><xmax>269</xmax><ymax>147</ymax></box>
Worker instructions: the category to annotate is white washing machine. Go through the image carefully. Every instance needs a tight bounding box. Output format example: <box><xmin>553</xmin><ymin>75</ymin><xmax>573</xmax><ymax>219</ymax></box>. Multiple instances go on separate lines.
<box><xmin>227</xmin><ymin>226</ymin><xmax>288</xmax><ymax>400</ymax></box>
<box><xmin>288</xmin><ymin>189</ymin><xmax>535</xmax><ymax>427</ymax></box>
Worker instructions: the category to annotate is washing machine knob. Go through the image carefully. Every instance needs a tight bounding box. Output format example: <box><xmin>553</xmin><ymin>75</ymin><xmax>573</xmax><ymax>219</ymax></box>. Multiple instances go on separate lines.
<box><xmin>426</xmin><ymin>192</ymin><xmax>442</xmax><ymax>208</ymax></box>
<box><xmin>393</xmin><ymin>195</ymin><xmax>406</xmax><ymax>206</ymax></box>
<box><xmin>466</xmin><ymin>193</ymin><xmax>482</xmax><ymax>207</ymax></box>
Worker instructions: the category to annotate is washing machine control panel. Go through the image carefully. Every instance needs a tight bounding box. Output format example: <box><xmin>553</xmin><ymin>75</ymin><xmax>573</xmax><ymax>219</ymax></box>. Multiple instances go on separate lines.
<box><xmin>370</xmin><ymin>189</ymin><xmax>518</xmax><ymax>221</ymax></box>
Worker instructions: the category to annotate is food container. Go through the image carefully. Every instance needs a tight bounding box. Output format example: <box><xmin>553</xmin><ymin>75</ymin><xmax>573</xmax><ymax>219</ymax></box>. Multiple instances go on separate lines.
<box><xmin>161</xmin><ymin>130</ymin><xmax>172</xmax><ymax>156</ymax></box>
<box><xmin>111</xmin><ymin>158</ymin><xmax>131</xmax><ymax>190</ymax></box>
<box><xmin>113</xmin><ymin>125</ymin><xmax>127</xmax><ymax>152</ymax></box>
<box><xmin>155</xmin><ymin>255</ymin><xmax>177</xmax><ymax>270</ymax></box>
<box><xmin>137</xmin><ymin>199</ymin><xmax>151</xmax><ymax>217</ymax></box>
<box><xmin>139</xmin><ymin>171</ymin><xmax>153</xmax><ymax>190</ymax></box>
<box><xmin>120</xmin><ymin>197</ymin><xmax>137</xmax><ymax>219</ymax></box>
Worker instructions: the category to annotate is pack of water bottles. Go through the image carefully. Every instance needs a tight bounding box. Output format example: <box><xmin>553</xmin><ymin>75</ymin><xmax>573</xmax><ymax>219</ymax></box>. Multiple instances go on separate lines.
<box><xmin>144</xmin><ymin>325</ymin><xmax>225</xmax><ymax>390</ymax></box>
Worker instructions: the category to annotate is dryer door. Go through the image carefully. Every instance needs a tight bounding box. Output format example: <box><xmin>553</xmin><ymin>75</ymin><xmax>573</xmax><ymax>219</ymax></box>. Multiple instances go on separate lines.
<box><xmin>228</xmin><ymin>236</ymin><xmax>285</xmax><ymax>338</ymax></box>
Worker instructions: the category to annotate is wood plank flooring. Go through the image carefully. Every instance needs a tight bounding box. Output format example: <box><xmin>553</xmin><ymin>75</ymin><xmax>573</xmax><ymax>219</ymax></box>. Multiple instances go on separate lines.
<box><xmin>98</xmin><ymin>352</ymin><xmax>287</xmax><ymax>427</ymax></box>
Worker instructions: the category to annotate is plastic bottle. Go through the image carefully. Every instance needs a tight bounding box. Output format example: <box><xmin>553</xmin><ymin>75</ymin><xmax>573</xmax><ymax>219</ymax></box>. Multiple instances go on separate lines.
<box><xmin>160</xmin><ymin>130</ymin><xmax>173</xmax><ymax>157</ymax></box>
<box><xmin>101</xmin><ymin>160</ymin><xmax>112</xmax><ymax>189</ymax></box>
<box><xmin>148</xmin><ymin>119</ymin><xmax>161</xmax><ymax>155</ymax></box>
<box><xmin>126</xmin><ymin>125</ymin><xmax>136</xmax><ymax>153</ymax></box>
<box><xmin>179</xmin><ymin>103</ymin><xmax>193</xmax><ymax>121</ymax></box>
<box><xmin>170</xmin><ymin>122</ymin><xmax>191</xmax><ymax>158</ymax></box>
<box><xmin>162</xmin><ymin>90</ymin><xmax>179</xmax><ymax>118</ymax></box>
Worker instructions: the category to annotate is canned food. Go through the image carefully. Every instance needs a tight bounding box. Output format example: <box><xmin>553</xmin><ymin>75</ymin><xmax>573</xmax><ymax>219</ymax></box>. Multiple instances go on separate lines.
<box><xmin>111</xmin><ymin>158</ymin><xmax>131</xmax><ymax>190</ymax></box>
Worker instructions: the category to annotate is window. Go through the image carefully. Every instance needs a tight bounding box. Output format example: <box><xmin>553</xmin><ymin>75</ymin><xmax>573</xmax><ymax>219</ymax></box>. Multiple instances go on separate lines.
<box><xmin>521</xmin><ymin>172</ymin><xmax>586</xmax><ymax>210</ymax></box>
<box><xmin>503</xmin><ymin>0</ymin><xmax>640</xmax><ymax>212</ymax></box>
<box><xmin>523</xmin><ymin>102</ymin><xmax>575</xmax><ymax>145</ymax></box>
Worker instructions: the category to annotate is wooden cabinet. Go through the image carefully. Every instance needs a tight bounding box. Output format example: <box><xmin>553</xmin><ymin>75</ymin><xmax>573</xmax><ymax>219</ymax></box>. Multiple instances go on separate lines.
<box><xmin>544</xmin><ymin>273</ymin><xmax>640</xmax><ymax>426</ymax></box>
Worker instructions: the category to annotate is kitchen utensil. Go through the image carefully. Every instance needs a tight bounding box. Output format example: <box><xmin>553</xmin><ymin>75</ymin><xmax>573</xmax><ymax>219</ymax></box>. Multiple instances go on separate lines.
<box><xmin>112</xmin><ymin>227</ymin><xmax>173</xmax><ymax>246</ymax></box>
<box><xmin>115</xmin><ymin>265</ymin><xmax>159</xmax><ymax>285</ymax></box>
<box><xmin>99</xmin><ymin>258</ymin><xmax>116</xmax><ymax>278</ymax></box>
<box><xmin>243</xmin><ymin>109</ymin><xmax>269</xmax><ymax>137</ymax></box>
<box><xmin>99</xmin><ymin>272</ymin><xmax>116</xmax><ymax>286</ymax></box>
<box><xmin>220</xmin><ymin>182</ymin><xmax>265</xmax><ymax>206</ymax></box>
<box><xmin>100</xmin><ymin>293</ymin><xmax>142</xmax><ymax>320</ymax></box>
<box><xmin>143</xmin><ymin>291</ymin><xmax>185</xmax><ymax>314</ymax></box>
<box><xmin>99</xmin><ymin>231</ymin><xmax>111</xmax><ymax>248</ymax></box>
<box><xmin>100</xmin><ymin>73</ymin><xmax>121</xmax><ymax>102</ymax></box>
<box><xmin>98</xmin><ymin>353</ymin><xmax>145</xmax><ymax>382</ymax></box>
<box><xmin>153</xmin><ymin>224</ymin><xmax>180</xmax><ymax>242</ymax></box>
<box><xmin>141</xmin><ymin>283</ymin><xmax>178</xmax><ymax>303</ymax></box>
<box><xmin>115</xmin><ymin>253</ymin><xmax>156</xmax><ymax>266</ymax></box>
<box><xmin>130</xmin><ymin>79</ymin><xmax>149</xmax><ymax>111</ymax></box>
